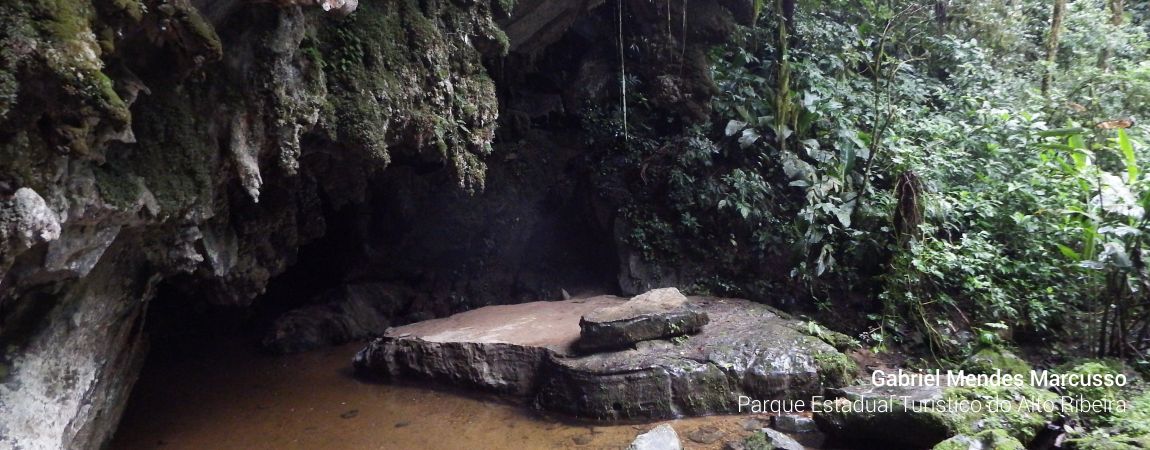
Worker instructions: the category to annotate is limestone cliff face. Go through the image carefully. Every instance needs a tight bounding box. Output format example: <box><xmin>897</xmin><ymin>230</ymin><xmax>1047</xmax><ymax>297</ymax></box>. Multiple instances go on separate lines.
<box><xmin>0</xmin><ymin>0</ymin><xmax>751</xmax><ymax>448</ymax></box>
<box><xmin>0</xmin><ymin>0</ymin><xmax>505</xmax><ymax>447</ymax></box>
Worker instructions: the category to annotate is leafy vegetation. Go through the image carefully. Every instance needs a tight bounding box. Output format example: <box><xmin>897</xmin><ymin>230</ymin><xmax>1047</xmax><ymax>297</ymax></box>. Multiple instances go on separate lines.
<box><xmin>585</xmin><ymin>0</ymin><xmax>1150</xmax><ymax>370</ymax></box>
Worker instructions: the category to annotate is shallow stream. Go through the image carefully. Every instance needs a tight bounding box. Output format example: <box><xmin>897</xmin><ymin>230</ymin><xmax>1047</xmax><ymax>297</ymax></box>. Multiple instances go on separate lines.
<box><xmin>111</xmin><ymin>340</ymin><xmax>818</xmax><ymax>449</ymax></box>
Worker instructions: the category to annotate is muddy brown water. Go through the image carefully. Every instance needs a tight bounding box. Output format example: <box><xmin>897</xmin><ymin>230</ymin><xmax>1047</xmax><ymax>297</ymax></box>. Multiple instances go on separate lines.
<box><xmin>111</xmin><ymin>340</ymin><xmax>821</xmax><ymax>450</ymax></box>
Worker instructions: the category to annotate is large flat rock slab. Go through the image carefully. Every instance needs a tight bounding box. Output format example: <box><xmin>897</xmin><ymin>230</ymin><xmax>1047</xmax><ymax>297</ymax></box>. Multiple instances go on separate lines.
<box><xmin>354</xmin><ymin>295</ymin><xmax>855</xmax><ymax>420</ymax></box>
<box><xmin>354</xmin><ymin>297</ymin><xmax>618</xmax><ymax>394</ymax></box>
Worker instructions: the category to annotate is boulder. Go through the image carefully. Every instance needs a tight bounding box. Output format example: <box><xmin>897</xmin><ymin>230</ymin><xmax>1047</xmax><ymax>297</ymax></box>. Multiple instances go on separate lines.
<box><xmin>814</xmin><ymin>381</ymin><xmax>1056</xmax><ymax>449</ymax></box>
<box><xmin>355</xmin><ymin>294</ymin><xmax>856</xmax><ymax>420</ymax></box>
<box><xmin>743</xmin><ymin>429</ymin><xmax>803</xmax><ymax>450</ymax></box>
<box><xmin>629</xmin><ymin>424</ymin><xmax>682</xmax><ymax>450</ymax></box>
<box><xmin>933</xmin><ymin>429</ymin><xmax>1025</xmax><ymax>450</ymax></box>
<box><xmin>773</xmin><ymin>414</ymin><xmax>817</xmax><ymax>433</ymax></box>
<box><xmin>963</xmin><ymin>348</ymin><xmax>1031</xmax><ymax>376</ymax></box>
<box><xmin>687</xmin><ymin>425</ymin><xmax>725</xmax><ymax>444</ymax></box>
<box><xmin>262</xmin><ymin>283</ymin><xmax>413</xmax><ymax>354</ymax></box>
<box><xmin>576</xmin><ymin>288</ymin><xmax>709</xmax><ymax>352</ymax></box>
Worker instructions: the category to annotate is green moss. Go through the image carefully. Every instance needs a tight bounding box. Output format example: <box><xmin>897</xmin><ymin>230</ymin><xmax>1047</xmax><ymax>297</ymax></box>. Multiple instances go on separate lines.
<box><xmin>89</xmin><ymin>70</ymin><xmax>129</xmax><ymax>125</ymax></box>
<box><xmin>814</xmin><ymin>349</ymin><xmax>857</xmax><ymax>387</ymax></box>
<box><xmin>742</xmin><ymin>431</ymin><xmax>776</xmax><ymax>450</ymax></box>
<box><xmin>100</xmin><ymin>0</ymin><xmax>144</xmax><ymax>22</ymax></box>
<box><xmin>1072</xmin><ymin>436</ymin><xmax>1150</xmax><ymax>450</ymax></box>
<box><xmin>315</xmin><ymin>0</ymin><xmax>498</xmax><ymax>189</ymax></box>
<box><xmin>1111</xmin><ymin>391</ymin><xmax>1150</xmax><ymax>436</ymax></box>
<box><xmin>174</xmin><ymin>5</ymin><xmax>223</xmax><ymax>60</ymax></box>
<box><xmin>0</xmin><ymin>0</ymin><xmax>130</xmax><ymax>148</ymax></box>
<box><xmin>933</xmin><ymin>429</ymin><xmax>1025</xmax><ymax>450</ymax></box>
<box><xmin>92</xmin><ymin>163</ymin><xmax>140</xmax><ymax>209</ymax></box>
<box><xmin>300</xmin><ymin>42</ymin><xmax>325</xmax><ymax>68</ymax></box>
<box><xmin>490</xmin><ymin>25</ymin><xmax>510</xmax><ymax>56</ymax></box>
<box><xmin>109</xmin><ymin>86</ymin><xmax>214</xmax><ymax>215</ymax></box>
<box><xmin>818</xmin><ymin>382</ymin><xmax>1056</xmax><ymax>448</ymax></box>
<box><xmin>1070</xmin><ymin>389</ymin><xmax>1150</xmax><ymax>450</ymax></box>
<box><xmin>1056</xmin><ymin>360</ymin><xmax>1128</xmax><ymax>425</ymax></box>
<box><xmin>964</xmin><ymin>348</ymin><xmax>1031</xmax><ymax>376</ymax></box>
<box><xmin>798</xmin><ymin>321</ymin><xmax>862</xmax><ymax>352</ymax></box>
<box><xmin>944</xmin><ymin>384</ymin><xmax>1055</xmax><ymax>444</ymax></box>
<box><xmin>0</xmin><ymin>1</ymin><xmax>35</xmax><ymax>106</ymax></box>
<box><xmin>35</xmin><ymin>0</ymin><xmax>95</xmax><ymax>45</ymax></box>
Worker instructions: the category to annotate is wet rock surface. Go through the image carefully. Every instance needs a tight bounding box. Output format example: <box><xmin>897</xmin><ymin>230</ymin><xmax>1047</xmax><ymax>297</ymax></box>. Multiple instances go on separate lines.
<box><xmin>629</xmin><ymin>424</ymin><xmax>682</xmax><ymax>450</ymax></box>
<box><xmin>933</xmin><ymin>429</ymin><xmax>1025</xmax><ymax>450</ymax></box>
<box><xmin>773</xmin><ymin>415</ymin><xmax>817</xmax><ymax>434</ymax></box>
<box><xmin>262</xmin><ymin>283</ymin><xmax>415</xmax><ymax>354</ymax></box>
<box><xmin>756</xmin><ymin>428</ymin><xmax>805</xmax><ymax>450</ymax></box>
<box><xmin>814</xmin><ymin>381</ymin><xmax>1055</xmax><ymax>449</ymax></box>
<box><xmin>354</xmin><ymin>297</ymin><xmax>617</xmax><ymax>395</ymax></box>
<box><xmin>576</xmin><ymin>288</ymin><xmax>708</xmax><ymax>352</ymax></box>
<box><xmin>687</xmin><ymin>425</ymin><xmax>726</xmax><ymax>444</ymax></box>
<box><xmin>355</xmin><ymin>294</ymin><xmax>854</xmax><ymax>420</ymax></box>
<box><xmin>813</xmin><ymin>382</ymin><xmax>957</xmax><ymax>449</ymax></box>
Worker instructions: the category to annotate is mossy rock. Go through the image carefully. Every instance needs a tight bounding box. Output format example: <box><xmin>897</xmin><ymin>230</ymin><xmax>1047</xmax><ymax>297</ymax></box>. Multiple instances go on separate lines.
<box><xmin>1070</xmin><ymin>435</ymin><xmax>1150</xmax><ymax>450</ymax></box>
<box><xmin>964</xmin><ymin>348</ymin><xmax>1031</xmax><ymax>376</ymax></box>
<box><xmin>314</xmin><ymin>0</ymin><xmax>503</xmax><ymax>190</ymax></box>
<box><xmin>944</xmin><ymin>384</ymin><xmax>1055</xmax><ymax>444</ymax></box>
<box><xmin>816</xmin><ymin>382</ymin><xmax>1056</xmax><ymax>448</ymax></box>
<box><xmin>101</xmin><ymin>86</ymin><xmax>215</xmax><ymax>217</ymax></box>
<box><xmin>795</xmin><ymin>321</ymin><xmax>862</xmax><ymax>352</ymax></box>
<box><xmin>744</xmin><ymin>428</ymin><xmax>803</xmax><ymax>450</ymax></box>
<box><xmin>816</xmin><ymin>393</ymin><xmax>962</xmax><ymax>448</ymax></box>
<box><xmin>1109</xmin><ymin>391</ymin><xmax>1150</xmax><ymax>437</ymax></box>
<box><xmin>933</xmin><ymin>429</ymin><xmax>1025</xmax><ymax>450</ymax></box>
<box><xmin>1052</xmin><ymin>360</ymin><xmax>1132</xmax><ymax>426</ymax></box>
<box><xmin>1071</xmin><ymin>390</ymin><xmax>1150</xmax><ymax>450</ymax></box>
<box><xmin>814</xmin><ymin>350</ymin><xmax>858</xmax><ymax>387</ymax></box>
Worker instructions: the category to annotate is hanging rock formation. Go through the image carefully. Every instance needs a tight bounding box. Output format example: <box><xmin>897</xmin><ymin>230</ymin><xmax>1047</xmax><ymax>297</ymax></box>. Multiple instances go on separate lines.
<box><xmin>0</xmin><ymin>0</ymin><xmax>507</xmax><ymax>447</ymax></box>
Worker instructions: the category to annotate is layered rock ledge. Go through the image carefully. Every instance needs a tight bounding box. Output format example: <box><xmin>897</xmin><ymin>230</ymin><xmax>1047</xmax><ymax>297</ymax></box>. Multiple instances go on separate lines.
<box><xmin>576</xmin><ymin>287</ymin><xmax>709</xmax><ymax>353</ymax></box>
<box><xmin>354</xmin><ymin>295</ymin><xmax>855</xmax><ymax>420</ymax></box>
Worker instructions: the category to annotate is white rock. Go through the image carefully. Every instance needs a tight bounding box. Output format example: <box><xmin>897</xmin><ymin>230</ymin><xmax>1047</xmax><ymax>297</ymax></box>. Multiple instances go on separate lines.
<box><xmin>761</xmin><ymin>428</ymin><xmax>804</xmax><ymax>450</ymax></box>
<box><xmin>2</xmin><ymin>188</ymin><xmax>62</xmax><ymax>252</ymax></box>
<box><xmin>629</xmin><ymin>424</ymin><xmax>682</xmax><ymax>450</ymax></box>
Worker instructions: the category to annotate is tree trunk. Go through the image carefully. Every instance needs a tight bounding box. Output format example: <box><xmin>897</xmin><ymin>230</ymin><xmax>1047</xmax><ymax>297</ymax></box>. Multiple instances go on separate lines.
<box><xmin>1098</xmin><ymin>0</ymin><xmax>1124</xmax><ymax>70</ymax></box>
<box><xmin>934</xmin><ymin>0</ymin><xmax>948</xmax><ymax>32</ymax></box>
<box><xmin>775</xmin><ymin>0</ymin><xmax>794</xmax><ymax>152</ymax></box>
<box><xmin>1042</xmin><ymin>0</ymin><xmax>1067</xmax><ymax>98</ymax></box>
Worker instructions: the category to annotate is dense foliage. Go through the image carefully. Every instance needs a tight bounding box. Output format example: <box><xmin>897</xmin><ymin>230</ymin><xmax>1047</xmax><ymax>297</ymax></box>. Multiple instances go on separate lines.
<box><xmin>587</xmin><ymin>0</ymin><xmax>1150</xmax><ymax>368</ymax></box>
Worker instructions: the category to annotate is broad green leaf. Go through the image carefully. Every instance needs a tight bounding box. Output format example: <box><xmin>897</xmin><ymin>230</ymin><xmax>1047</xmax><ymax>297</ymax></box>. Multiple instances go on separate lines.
<box><xmin>1038</xmin><ymin>127</ymin><xmax>1088</xmax><ymax>138</ymax></box>
<box><xmin>1056</xmin><ymin>244</ymin><xmax>1080</xmax><ymax>261</ymax></box>
<box><xmin>1068</xmin><ymin>133</ymin><xmax>1086</xmax><ymax>151</ymax></box>
<box><xmin>1118</xmin><ymin>129</ymin><xmax>1138</xmax><ymax>182</ymax></box>
<box><xmin>1038</xmin><ymin>143</ymin><xmax>1075</xmax><ymax>152</ymax></box>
